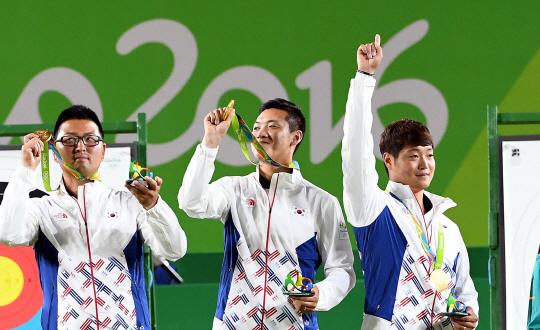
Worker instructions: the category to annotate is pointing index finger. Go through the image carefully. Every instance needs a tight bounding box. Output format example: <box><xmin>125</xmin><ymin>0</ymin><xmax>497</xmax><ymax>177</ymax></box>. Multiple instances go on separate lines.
<box><xmin>375</xmin><ymin>34</ymin><xmax>381</xmax><ymax>46</ymax></box>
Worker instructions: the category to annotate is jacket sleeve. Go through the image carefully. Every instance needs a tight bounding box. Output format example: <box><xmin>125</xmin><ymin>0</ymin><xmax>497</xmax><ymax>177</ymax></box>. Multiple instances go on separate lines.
<box><xmin>453</xmin><ymin>230</ymin><xmax>479</xmax><ymax>322</ymax></box>
<box><xmin>137</xmin><ymin>195</ymin><xmax>187</xmax><ymax>261</ymax></box>
<box><xmin>342</xmin><ymin>73</ymin><xmax>388</xmax><ymax>227</ymax></box>
<box><xmin>314</xmin><ymin>196</ymin><xmax>356</xmax><ymax>311</ymax></box>
<box><xmin>177</xmin><ymin>144</ymin><xmax>231</xmax><ymax>222</ymax></box>
<box><xmin>0</xmin><ymin>166</ymin><xmax>40</xmax><ymax>247</ymax></box>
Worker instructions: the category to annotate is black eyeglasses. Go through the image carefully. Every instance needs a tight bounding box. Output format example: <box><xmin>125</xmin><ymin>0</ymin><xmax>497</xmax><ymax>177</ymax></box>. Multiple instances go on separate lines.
<box><xmin>57</xmin><ymin>135</ymin><xmax>103</xmax><ymax>147</ymax></box>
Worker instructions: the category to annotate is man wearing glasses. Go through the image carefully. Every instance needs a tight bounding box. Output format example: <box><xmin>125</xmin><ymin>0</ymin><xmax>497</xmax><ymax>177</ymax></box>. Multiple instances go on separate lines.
<box><xmin>0</xmin><ymin>105</ymin><xmax>187</xmax><ymax>330</ymax></box>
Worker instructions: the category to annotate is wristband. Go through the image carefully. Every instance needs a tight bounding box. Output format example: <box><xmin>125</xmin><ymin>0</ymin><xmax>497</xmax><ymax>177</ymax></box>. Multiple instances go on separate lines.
<box><xmin>357</xmin><ymin>69</ymin><xmax>374</xmax><ymax>77</ymax></box>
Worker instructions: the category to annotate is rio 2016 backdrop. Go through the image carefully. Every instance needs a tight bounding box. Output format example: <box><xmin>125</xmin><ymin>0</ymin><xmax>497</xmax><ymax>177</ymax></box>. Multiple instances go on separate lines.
<box><xmin>1</xmin><ymin>2</ymin><xmax>540</xmax><ymax>329</ymax></box>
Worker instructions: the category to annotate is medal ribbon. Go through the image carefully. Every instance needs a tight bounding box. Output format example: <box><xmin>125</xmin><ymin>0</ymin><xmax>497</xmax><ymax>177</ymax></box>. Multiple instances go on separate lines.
<box><xmin>386</xmin><ymin>190</ymin><xmax>444</xmax><ymax>270</ymax></box>
<box><xmin>230</xmin><ymin>112</ymin><xmax>299</xmax><ymax>169</ymax></box>
<box><xmin>39</xmin><ymin>134</ymin><xmax>101</xmax><ymax>192</ymax></box>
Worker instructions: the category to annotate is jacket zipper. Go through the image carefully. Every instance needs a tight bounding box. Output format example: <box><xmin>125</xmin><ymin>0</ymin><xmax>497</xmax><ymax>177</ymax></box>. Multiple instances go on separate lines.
<box><xmin>260</xmin><ymin>174</ymin><xmax>280</xmax><ymax>329</ymax></box>
<box><xmin>410</xmin><ymin>187</ymin><xmax>438</xmax><ymax>327</ymax></box>
<box><xmin>72</xmin><ymin>186</ymin><xmax>100</xmax><ymax>329</ymax></box>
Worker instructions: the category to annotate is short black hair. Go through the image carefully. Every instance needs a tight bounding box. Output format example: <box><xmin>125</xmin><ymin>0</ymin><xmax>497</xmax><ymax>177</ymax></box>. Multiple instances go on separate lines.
<box><xmin>259</xmin><ymin>98</ymin><xmax>306</xmax><ymax>154</ymax></box>
<box><xmin>379</xmin><ymin>118</ymin><xmax>433</xmax><ymax>175</ymax></box>
<box><xmin>53</xmin><ymin>105</ymin><xmax>104</xmax><ymax>140</ymax></box>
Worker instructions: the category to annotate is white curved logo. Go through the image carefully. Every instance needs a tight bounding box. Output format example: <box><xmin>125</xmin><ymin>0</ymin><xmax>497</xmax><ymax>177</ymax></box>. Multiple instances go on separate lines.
<box><xmin>3</xmin><ymin>19</ymin><xmax>447</xmax><ymax>166</ymax></box>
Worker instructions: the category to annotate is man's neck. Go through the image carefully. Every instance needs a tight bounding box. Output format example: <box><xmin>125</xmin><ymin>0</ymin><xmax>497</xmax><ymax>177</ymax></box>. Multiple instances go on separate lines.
<box><xmin>412</xmin><ymin>189</ymin><xmax>425</xmax><ymax>214</ymax></box>
<box><xmin>63</xmin><ymin>173</ymin><xmax>92</xmax><ymax>198</ymax></box>
<box><xmin>258</xmin><ymin>161</ymin><xmax>293</xmax><ymax>181</ymax></box>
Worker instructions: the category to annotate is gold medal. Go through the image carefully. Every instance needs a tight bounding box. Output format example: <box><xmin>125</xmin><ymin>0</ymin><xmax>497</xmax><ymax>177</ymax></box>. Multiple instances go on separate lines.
<box><xmin>223</xmin><ymin>99</ymin><xmax>235</xmax><ymax>120</ymax></box>
<box><xmin>430</xmin><ymin>268</ymin><xmax>451</xmax><ymax>292</ymax></box>
<box><xmin>34</xmin><ymin>130</ymin><xmax>52</xmax><ymax>143</ymax></box>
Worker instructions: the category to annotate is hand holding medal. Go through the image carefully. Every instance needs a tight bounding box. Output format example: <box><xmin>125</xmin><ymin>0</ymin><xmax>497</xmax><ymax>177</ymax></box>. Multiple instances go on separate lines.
<box><xmin>224</xmin><ymin>99</ymin><xmax>300</xmax><ymax>169</ymax></box>
<box><xmin>34</xmin><ymin>130</ymin><xmax>52</xmax><ymax>144</ymax></box>
<box><xmin>21</xmin><ymin>131</ymin><xmax>47</xmax><ymax>171</ymax></box>
<box><xmin>32</xmin><ymin>129</ymin><xmax>57</xmax><ymax>191</ymax></box>
<box><xmin>222</xmin><ymin>99</ymin><xmax>235</xmax><ymax>121</ymax></box>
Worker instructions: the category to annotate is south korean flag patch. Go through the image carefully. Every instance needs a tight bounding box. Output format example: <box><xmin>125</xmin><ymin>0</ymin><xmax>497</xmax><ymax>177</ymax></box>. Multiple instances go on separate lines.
<box><xmin>292</xmin><ymin>206</ymin><xmax>307</xmax><ymax>218</ymax></box>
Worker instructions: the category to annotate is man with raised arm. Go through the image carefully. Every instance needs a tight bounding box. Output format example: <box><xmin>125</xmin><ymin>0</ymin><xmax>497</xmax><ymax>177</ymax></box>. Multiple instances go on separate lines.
<box><xmin>0</xmin><ymin>105</ymin><xmax>187</xmax><ymax>330</ymax></box>
<box><xmin>178</xmin><ymin>98</ymin><xmax>355</xmax><ymax>330</ymax></box>
<box><xmin>342</xmin><ymin>35</ymin><xmax>479</xmax><ymax>330</ymax></box>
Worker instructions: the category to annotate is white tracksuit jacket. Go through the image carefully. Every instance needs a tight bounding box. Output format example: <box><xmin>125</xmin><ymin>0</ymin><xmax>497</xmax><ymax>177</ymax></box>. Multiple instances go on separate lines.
<box><xmin>0</xmin><ymin>166</ymin><xmax>187</xmax><ymax>330</ymax></box>
<box><xmin>342</xmin><ymin>73</ymin><xmax>479</xmax><ymax>329</ymax></box>
<box><xmin>178</xmin><ymin>144</ymin><xmax>355</xmax><ymax>330</ymax></box>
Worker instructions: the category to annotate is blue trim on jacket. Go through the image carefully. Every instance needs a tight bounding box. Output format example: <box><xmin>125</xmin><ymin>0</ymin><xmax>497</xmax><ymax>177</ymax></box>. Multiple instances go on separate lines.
<box><xmin>296</xmin><ymin>234</ymin><xmax>322</xmax><ymax>330</ymax></box>
<box><xmin>353</xmin><ymin>206</ymin><xmax>407</xmax><ymax>321</ymax></box>
<box><xmin>215</xmin><ymin>214</ymin><xmax>240</xmax><ymax>320</ymax></box>
<box><xmin>124</xmin><ymin>231</ymin><xmax>151</xmax><ymax>329</ymax></box>
<box><xmin>34</xmin><ymin>229</ymin><xmax>59</xmax><ymax>329</ymax></box>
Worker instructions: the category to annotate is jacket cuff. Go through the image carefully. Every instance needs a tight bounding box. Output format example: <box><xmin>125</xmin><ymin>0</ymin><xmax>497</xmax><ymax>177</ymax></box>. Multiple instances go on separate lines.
<box><xmin>314</xmin><ymin>283</ymin><xmax>329</xmax><ymax>311</ymax></box>
<box><xmin>145</xmin><ymin>195</ymin><xmax>166</xmax><ymax>217</ymax></box>
<box><xmin>354</xmin><ymin>72</ymin><xmax>376</xmax><ymax>87</ymax></box>
<box><xmin>14</xmin><ymin>165</ymin><xmax>38</xmax><ymax>192</ymax></box>
<box><xmin>199</xmin><ymin>143</ymin><xmax>219</xmax><ymax>157</ymax></box>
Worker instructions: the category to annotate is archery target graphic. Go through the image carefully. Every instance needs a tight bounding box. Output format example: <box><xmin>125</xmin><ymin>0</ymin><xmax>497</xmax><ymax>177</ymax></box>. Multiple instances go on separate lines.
<box><xmin>0</xmin><ymin>256</ymin><xmax>24</xmax><ymax>306</ymax></box>
<box><xmin>0</xmin><ymin>245</ymin><xmax>42</xmax><ymax>329</ymax></box>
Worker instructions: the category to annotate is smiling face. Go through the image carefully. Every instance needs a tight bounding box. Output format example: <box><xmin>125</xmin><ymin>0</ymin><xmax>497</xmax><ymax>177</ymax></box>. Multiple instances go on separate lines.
<box><xmin>54</xmin><ymin>119</ymin><xmax>106</xmax><ymax>178</ymax></box>
<box><xmin>384</xmin><ymin>145</ymin><xmax>435</xmax><ymax>193</ymax></box>
<box><xmin>251</xmin><ymin>108</ymin><xmax>302</xmax><ymax>165</ymax></box>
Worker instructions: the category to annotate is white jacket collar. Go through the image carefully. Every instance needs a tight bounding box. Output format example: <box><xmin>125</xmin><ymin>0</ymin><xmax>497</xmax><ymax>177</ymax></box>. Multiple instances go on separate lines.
<box><xmin>57</xmin><ymin>177</ymin><xmax>106</xmax><ymax>197</ymax></box>
<box><xmin>253</xmin><ymin>166</ymin><xmax>302</xmax><ymax>189</ymax></box>
<box><xmin>385</xmin><ymin>180</ymin><xmax>456</xmax><ymax>216</ymax></box>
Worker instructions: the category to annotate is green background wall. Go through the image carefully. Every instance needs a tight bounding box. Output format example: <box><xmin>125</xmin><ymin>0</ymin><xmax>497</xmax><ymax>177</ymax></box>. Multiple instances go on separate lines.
<box><xmin>2</xmin><ymin>2</ymin><xmax>540</xmax><ymax>328</ymax></box>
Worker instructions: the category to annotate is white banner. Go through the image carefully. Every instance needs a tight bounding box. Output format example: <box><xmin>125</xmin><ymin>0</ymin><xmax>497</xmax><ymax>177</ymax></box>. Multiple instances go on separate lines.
<box><xmin>501</xmin><ymin>138</ymin><xmax>540</xmax><ymax>329</ymax></box>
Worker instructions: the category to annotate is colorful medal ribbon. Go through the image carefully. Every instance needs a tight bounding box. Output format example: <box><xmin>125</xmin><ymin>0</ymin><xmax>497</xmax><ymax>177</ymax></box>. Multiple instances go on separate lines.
<box><xmin>35</xmin><ymin>130</ymin><xmax>101</xmax><ymax>192</ymax></box>
<box><xmin>386</xmin><ymin>190</ymin><xmax>444</xmax><ymax>269</ymax></box>
<box><xmin>225</xmin><ymin>100</ymin><xmax>299</xmax><ymax>170</ymax></box>
<box><xmin>434</xmin><ymin>223</ymin><xmax>445</xmax><ymax>270</ymax></box>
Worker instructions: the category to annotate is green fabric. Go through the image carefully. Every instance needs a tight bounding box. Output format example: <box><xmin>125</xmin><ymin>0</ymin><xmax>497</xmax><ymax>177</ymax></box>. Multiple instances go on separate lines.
<box><xmin>528</xmin><ymin>254</ymin><xmax>540</xmax><ymax>329</ymax></box>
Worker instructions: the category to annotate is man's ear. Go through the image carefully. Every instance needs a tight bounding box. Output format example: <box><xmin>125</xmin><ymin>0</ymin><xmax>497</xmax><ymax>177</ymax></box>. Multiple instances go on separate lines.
<box><xmin>290</xmin><ymin>131</ymin><xmax>303</xmax><ymax>148</ymax></box>
<box><xmin>101</xmin><ymin>143</ymin><xmax>107</xmax><ymax>161</ymax></box>
<box><xmin>383</xmin><ymin>152</ymin><xmax>394</xmax><ymax>171</ymax></box>
<box><xmin>53</xmin><ymin>153</ymin><xmax>61</xmax><ymax>165</ymax></box>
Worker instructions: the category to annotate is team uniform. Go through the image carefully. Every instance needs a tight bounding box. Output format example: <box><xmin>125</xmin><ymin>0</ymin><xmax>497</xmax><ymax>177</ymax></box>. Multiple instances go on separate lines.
<box><xmin>342</xmin><ymin>73</ymin><xmax>479</xmax><ymax>329</ymax></box>
<box><xmin>0</xmin><ymin>166</ymin><xmax>186</xmax><ymax>330</ymax></box>
<box><xmin>178</xmin><ymin>144</ymin><xmax>355</xmax><ymax>330</ymax></box>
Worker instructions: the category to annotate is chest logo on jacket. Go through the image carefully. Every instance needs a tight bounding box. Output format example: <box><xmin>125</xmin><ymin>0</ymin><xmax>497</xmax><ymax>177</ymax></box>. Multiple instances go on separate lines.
<box><xmin>242</xmin><ymin>198</ymin><xmax>255</xmax><ymax>207</ymax></box>
<box><xmin>54</xmin><ymin>213</ymin><xmax>68</xmax><ymax>220</ymax></box>
<box><xmin>107</xmin><ymin>211</ymin><xmax>118</xmax><ymax>218</ymax></box>
<box><xmin>291</xmin><ymin>206</ymin><xmax>306</xmax><ymax>218</ymax></box>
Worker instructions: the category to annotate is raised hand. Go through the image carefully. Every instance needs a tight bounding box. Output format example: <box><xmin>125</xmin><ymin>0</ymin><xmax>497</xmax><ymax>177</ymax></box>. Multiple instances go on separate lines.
<box><xmin>357</xmin><ymin>34</ymin><xmax>383</xmax><ymax>75</ymax></box>
<box><xmin>201</xmin><ymin>107</ymin><xmax>235</xmax><ymax>149</ymax></box>
<box><xmin>22</xmin><ymin>133</ymin><xmax>44</xmax><ymax>170</ymax></box>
